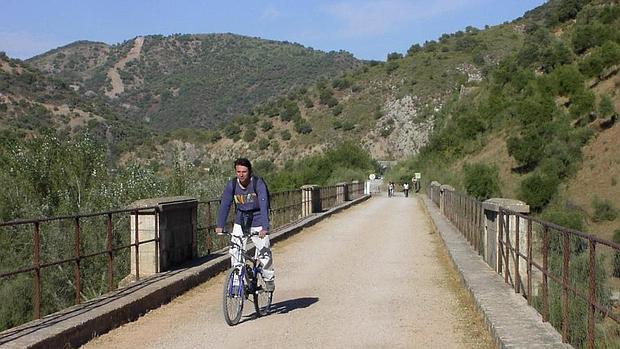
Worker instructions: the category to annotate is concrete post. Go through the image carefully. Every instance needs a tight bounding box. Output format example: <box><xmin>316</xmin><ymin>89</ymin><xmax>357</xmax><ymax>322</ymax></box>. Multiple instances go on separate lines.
<box><xmin>128</xmin><ymin>196</ymin><xmax>198</xmax><ymax>279</ymax></box>
<box><xmin>301</xmin><ymin>185</ymin><xmax>321</xmax><ymax>217</ymax></box>
<box><xmin>482</xmin><ymin>198</ymin><xmax>530</xmax><ymax>282</ymax></box>
<box><xmin>351</xmin><ymin>180</ymin><xmax>359</xmax><ymax>199</ymax></box>
<box><xmin>439</xmin><ymin>184</ymin><xmax>455</xmax><ymax>215</ymax></box>
<box><xmin>336</xmin><ymin>182</ymin><xmax>349</xmax><ymax>204</ymax></box>
<box><xmin>430</xmin><ymin>181</ymin><xmax>441</xmax><ymax>206</ymax></box>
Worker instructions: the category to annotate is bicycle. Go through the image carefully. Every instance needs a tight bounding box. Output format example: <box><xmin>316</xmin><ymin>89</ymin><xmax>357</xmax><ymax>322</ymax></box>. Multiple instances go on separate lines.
<box><xmin>219</xmin><ymin>230</ymin><xmax>273</xmax><ymax>326</ymax></box>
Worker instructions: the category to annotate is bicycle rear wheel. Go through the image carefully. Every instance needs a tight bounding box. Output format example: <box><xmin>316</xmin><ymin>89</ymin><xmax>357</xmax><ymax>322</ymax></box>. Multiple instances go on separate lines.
<box><xmin>222</xmin><ymin>267</ymin><xmax>244</xmax><ymax>326</ymax></box>
<box><xmin>253</xmin><ymin>272</ymin><xmax>273</xmax><ymax>317</ymax></box>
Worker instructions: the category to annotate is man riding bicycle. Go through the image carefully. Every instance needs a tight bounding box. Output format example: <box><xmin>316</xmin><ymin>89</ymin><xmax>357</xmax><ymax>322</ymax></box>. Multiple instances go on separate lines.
<box><xmin>215</xmin><ymin>158</ymin><xmax>275</xmax><ymax>292</ymax></box>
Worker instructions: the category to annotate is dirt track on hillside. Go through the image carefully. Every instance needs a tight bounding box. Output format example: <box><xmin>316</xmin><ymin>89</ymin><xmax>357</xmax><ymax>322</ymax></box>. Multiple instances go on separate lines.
<box><xmin>83</xmin><ymin>195</ymin><xmax>486</xmax><ymax>349</ymax></box>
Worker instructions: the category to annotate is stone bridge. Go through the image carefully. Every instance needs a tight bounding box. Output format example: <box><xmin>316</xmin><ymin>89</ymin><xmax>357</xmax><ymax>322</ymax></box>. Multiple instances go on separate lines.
<box><xmin>0</xmin><ymin>188</ymin><xmax>570</xmax><ymax>348</ymax></box>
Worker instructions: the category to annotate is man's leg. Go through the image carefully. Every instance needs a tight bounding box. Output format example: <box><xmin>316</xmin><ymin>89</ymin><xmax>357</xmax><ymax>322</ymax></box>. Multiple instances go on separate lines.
<box><xmin>229</xmin><ymin>224</ymin><xmax>246</xmax><ymax>268</ymax></box>
<box><xmin>250</xmin><ymin>227</ymin><xmax>275</xmax><ymax>291</ymax></box>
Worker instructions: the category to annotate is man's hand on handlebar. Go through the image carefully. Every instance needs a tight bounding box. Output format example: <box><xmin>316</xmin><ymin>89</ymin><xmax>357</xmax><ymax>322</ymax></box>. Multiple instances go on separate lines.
<box><xmin>259</xmin><ymin>229</ymin><xmax>268</xmax><ymax>238</ymax></box>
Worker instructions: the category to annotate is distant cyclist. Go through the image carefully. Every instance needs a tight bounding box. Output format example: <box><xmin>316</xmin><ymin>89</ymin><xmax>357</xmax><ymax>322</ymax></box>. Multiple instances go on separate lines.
<box><xmin>216</xmin><ymin>158</ymin><xmax>275</xmax><ymax>292</ymax></box>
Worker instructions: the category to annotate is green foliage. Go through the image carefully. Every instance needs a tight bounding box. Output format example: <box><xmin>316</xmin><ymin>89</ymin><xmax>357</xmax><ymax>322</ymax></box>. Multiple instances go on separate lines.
<box><xmin>242</xmin><ymin>128</ymin><xmax>257</xmax><ymax>142</ymax></box>
<box><xmin>578</xmin><ymin>40</ymin><xmax>620</xmax><ymax>77</ymax></box>
<box><xmin>294</xmin><ymin>118</ymin><xmax>313</xmax><ymax>134</ymax></box>
<box><xmin>551</xmin><ymin>64</ymin><xmax>584</xmax><ymax>96</ymax></box>
<box><xmin>591</xmin><ymin>197</ymin><xmax>618</xmax><ymax>222</ymax></box>
<box><xmin>507</xmin><ymin>131</ymin><xmax>546</xmax><ymax>169</ymax></box>
<box><xmin>258</xmin><ymin>138</ymin><xmax>270</xmax><ymax>150</ymax></box>
<box><xmin>599</xmin><ymin>94</ymin><xmax>615</xmax><ymax>117</ymax></box>
<box><xmin>387</xmin><ymin>52</ymin><xmax>403</xmax><ymax>61</ymax></box>
<box><xmin>280</xmin><ymin>129</ymin><xmax>291</xmax><ymax>141</ymax></box>
<box><xmin>519</xmin><ymin>174</ymin><xmax>559</xmax><ymax>211</ymax></box>
<box><xmin>268</xmin><ymin>142</ymin><xmax>378</xmax><ymax>191</ymax></box>
<box><xmin>462</xmin><ymin>163</ymin><xmax>500</xmax><ymax>200</ymax></box>
<box><xmin>569</xmin><ymin>89</ymin><xmax>595</xmax><ymax>118</ymax></box>
<box><xmin>224</xmin><ymin>123</ymin><xmax>241</xmax><ymax>139</ymax></box>
<box><xmin>260</xmin><ymin>120</ymin><xmax>273</xmax><ymax>131</ymax></box>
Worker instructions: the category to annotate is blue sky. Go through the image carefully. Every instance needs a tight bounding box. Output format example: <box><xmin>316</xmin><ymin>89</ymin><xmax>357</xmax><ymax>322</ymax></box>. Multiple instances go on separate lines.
<box><xmin>1</xmin><ymin>0</ymin><xmax>546</xmax><ymax>61</ymax></box>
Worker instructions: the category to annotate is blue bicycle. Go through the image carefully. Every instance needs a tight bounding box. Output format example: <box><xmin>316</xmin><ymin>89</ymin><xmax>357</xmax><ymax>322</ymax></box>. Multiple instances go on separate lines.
<box><xmin>220</xmin><ymin>231</ymin><xmax>273</xmax><ymax>326</ymax></box>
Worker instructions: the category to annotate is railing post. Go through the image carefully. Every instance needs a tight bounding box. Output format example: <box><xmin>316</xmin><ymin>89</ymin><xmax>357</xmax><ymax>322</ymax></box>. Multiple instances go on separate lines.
<box><xmin>542</xmin><ymin>225</ymin><xmax>549</xmax><ymax>322</ymax></box>
<box><xmin>107</xmin><ymin>213</ymin><xmax>113</xmax><ymax>292</ymax></box>
<box><xmin>562</xmin><ymin>231</ymin><xmax>570</xmax><ymax>343</ymax></box>
<box><xmin>74</xmin><ymin>217</ymin><xmax>82</xmax><ymax>305</ymax></box>
<box><xmin>527</xmin><ymin>218</ymin><xmax>532</xmax><ymax>305</ymax></box>
<box><xmin>33</xmin><ymin>221</ymin><xmax>41</xmax><ymax>320</ymax></box>
<box><xmin>587</xmin><ymin>240</ymin><xmax>596</xmax><ymax>349</ymax></box>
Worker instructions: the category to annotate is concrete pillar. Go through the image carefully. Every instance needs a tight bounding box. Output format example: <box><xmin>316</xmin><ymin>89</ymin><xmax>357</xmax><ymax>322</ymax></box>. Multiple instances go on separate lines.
<box><xmin>429</xmin><ymin>181</ymin><xmax>441</xmax><ymax>206</ymax></box>
<box><xmin>128</xmin><ymin>196</ymin><xmax>197</xmax><ymax>279</ymax></box>
<box><xmin>301</xmin><ymin>185</ymin><xmax>321</xmax><ymax>217</ymax></box>
<box><xmin>439</xmin><ymin>184</ymin><xmax>455</xmax><ymax>215</ymax></box>
<box><xmin>336</xmin><ymin>182</ymin><xmax>349</xmax><ymax>203</ymax></box>
<box><xmin>482</xmin><ymin>198</ymin><xmax>530</xmax><ymax>283</ymax></box>
<box><xmin>351</xmin><ymin>180</ymin><xmax>360</xmax><ymax>199</ymax></box>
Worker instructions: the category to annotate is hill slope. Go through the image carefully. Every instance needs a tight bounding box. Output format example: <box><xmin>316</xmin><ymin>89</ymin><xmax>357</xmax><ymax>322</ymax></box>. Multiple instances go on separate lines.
<box><xmin>27</xmin><ymin>34</ymin><xmax>362</xmax><ymax>130</ymax></box>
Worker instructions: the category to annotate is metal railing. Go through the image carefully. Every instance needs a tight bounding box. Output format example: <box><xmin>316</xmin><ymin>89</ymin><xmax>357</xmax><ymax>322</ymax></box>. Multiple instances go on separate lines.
<box><xmin>0</xmin><ymin>206</ymin><xmax>160</xmax><ymax>322</ymax></box>
<box><xmin>428</xmin><ymin>184</ymin><xmax>620</xmax><ymax>348</ymax></box>
<box><xmin>1</xmin><ymin>181</ymin><xmax>362</xmax><ymax>331</ymax></box>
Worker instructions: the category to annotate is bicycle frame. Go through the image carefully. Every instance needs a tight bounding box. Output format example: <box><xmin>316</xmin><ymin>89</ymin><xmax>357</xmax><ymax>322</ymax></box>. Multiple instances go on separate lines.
<box><xmin>226</xmin><ymin>233</ymin><xmax>262</xmax><ymax>298</ymax></box>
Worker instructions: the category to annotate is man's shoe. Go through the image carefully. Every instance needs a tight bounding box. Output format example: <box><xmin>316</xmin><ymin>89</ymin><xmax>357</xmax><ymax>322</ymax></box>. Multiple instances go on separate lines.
<box><xmin>264</xmin><ymin>280</ymin><xmax>275</xmax><ymax>292</ymax></box>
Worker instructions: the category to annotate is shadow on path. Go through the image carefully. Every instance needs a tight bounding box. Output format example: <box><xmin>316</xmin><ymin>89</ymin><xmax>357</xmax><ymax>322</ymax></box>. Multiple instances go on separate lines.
<box><xmin>238</xmin><ymin>297</ymin><xmax>320</xmax><ymax>325</ymax></box>
<box><xmin>270</xmin><ymin>297</ymin><xmax>319</xmax><ymax>315</ymax></box>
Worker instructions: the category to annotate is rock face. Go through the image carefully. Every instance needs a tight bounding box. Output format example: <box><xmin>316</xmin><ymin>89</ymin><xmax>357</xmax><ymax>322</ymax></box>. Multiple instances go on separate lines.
<box><xmin>366</xmin><ymin>95</ymin><xmax>435</xmax><ymax>159</ymax></box>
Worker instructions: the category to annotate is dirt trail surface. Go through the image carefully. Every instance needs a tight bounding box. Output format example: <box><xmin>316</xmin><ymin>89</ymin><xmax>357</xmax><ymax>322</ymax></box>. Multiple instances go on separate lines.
<box><xmin>105</xmin><ymin>36</ymin><xmax>144</xmax><ymax>98</ymax></box>
<box><xmin>82</xmin><ymin>196</ymin><xmax>476</xmax><ymax>349</ymax></box>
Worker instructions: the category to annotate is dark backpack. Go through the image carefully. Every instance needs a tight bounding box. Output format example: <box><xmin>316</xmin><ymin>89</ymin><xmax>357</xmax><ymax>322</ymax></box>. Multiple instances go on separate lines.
<box><xmin>231</xmin><ymin>175</ymin><xmax>270</xmax><ymax>212</ymax></box>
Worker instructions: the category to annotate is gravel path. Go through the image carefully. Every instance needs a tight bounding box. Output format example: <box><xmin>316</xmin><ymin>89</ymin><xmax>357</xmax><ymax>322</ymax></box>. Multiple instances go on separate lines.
<box><xmin>83</xmin><ymin>195</ymin><xmax>472</xmax><ymax>349</ymax></box>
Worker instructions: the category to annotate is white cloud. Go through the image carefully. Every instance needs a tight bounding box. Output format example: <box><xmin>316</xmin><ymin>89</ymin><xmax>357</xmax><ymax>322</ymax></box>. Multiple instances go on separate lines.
<box><xmin>0</xmin><ymin>31</ymin><xmax>64</xmax><ymax>59</ymax></box>
<box><xmin>322</xmin><ymin>0</ymin><xmax>484</xmax><ymax>38</ymax></box>
<box><xmin>261</xmin><ymin>6</ymin><xmax>281</xmax><ymax>21</ymax></box>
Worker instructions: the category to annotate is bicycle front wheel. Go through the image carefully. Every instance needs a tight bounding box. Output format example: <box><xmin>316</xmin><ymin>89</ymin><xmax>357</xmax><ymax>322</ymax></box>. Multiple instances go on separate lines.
<box><xmin>222</xmin><ymin>267</ymin><xmax>244</xmax><ymax>326</ymax></box>
<box><xmin>253</xmin><ymin>272</ymin><xmax>273</xmax><ymax>317</ymax></box>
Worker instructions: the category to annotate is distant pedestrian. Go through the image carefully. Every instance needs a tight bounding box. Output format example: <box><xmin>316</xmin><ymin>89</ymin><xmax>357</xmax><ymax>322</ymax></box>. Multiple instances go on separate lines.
<box><xmin>403</xmin><ymin>182</ymin><xmax>409</xmax><ymax>197</ymax></box>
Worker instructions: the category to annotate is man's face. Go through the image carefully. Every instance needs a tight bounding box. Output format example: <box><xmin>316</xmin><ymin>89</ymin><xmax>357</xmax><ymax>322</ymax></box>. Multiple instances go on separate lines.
<box><xmin>235</xmin><ymin>165</ymin><xmax>250</xmax><ymax>185</ymax></box>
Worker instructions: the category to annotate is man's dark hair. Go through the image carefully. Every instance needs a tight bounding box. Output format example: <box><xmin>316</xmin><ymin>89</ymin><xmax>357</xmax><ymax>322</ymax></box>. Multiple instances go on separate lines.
<box><xmin>234</xmin><ymin>158</ymin><xmax>252</xmax><ymax>173</ymax></box>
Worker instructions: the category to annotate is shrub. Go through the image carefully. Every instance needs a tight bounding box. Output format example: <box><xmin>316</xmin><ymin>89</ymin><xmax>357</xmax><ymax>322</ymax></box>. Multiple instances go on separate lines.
<box><xmin>280</xmin><ymin>129</ymin><xmax>291</xmax><ymax>141</ymax></box>
<box><xmin>258</xmin><ymin>138</ymin><xmax>269</xmax><ymax>150</ymax></box>
<box><xmin>599</xmin><ymin>95</ymin><xmax>615</xmax><ymax>117</ymax></box>
<box><xmin>224</xmin><ymin>123</ymin><xmax>241</xmax><ymax>138</ymax></box>
<box><xmin>294</xmin><ymin>119</ymin><xmax>313</xmax><ymax>134</ymax></box>
<box><xmin>260</xmin><ymin>120</ymin><xmax>273</xmax><ymax>132</ymax></box>
<box><xmin>507</xmin><ymin>131</ymin><xmax>546</xmax><ymax>169</ymax></box>
<box><xmin>462</xmin><ymin>163</ymin><xmax>500</xmax><ymax>200</ymax></box>
<box><xmin>591</xmin><ymin>197</ymin><xmax>618</xmax><ymax>222</ymax></box>
<box><xmin>332</xmin><ymin>104</ymin><xmax>343</xmax><ymax>116</ymax></box>
<box><xmin>242</xmin><ymin>128</ymin><xmax>256</xmax><ymax>142</ymax></box>
<box><xmin>519</xmin><ymin>174</ymin><xmax>559</xmax><ymax>211</ymax></box>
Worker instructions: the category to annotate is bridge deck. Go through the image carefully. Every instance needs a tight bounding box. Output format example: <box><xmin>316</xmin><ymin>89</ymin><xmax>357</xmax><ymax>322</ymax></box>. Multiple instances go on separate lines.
<box><xmin>82</xmin><ymin>195</ymin><xmax>482</xmax><ymax>348</ymax></box>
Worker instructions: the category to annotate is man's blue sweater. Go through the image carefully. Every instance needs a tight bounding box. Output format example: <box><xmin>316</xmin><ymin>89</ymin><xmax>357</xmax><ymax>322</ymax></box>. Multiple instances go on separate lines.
<box><xmin>216</xmin><ymin>176</ymin><xmax>270</xmax><ymax>231</ymax></box>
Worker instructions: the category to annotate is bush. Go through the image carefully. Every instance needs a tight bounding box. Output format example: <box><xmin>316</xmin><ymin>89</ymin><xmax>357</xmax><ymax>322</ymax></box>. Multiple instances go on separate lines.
<box><xmin>260</xmin><ymin>120</ymin><xmax>273</xmax><ymax>132</ymax></box>
<box><xmin>519</xmin><ymin>174</ymin><xmax>559</xmax><ymax>211</ymax></box>
<box><xmin>242</xmin><ymin>129</ymin><xmax>256</xmax><ymax>142</ymax></box>
<box><xmin>258</xmin><ymin>138</ymin><xmax>269</xmax><ymax>150</ymax></box>
<box><xmin>591</xmin><ymin>197</ymin><xmax>618</xmax><ymax>222</ymax></box>
<box><xmin>332</xmin><ymin>104</ymin><xmax>343</xmax><ymax>116</ymax></box>
<box><xmin>462</xmin><ymin>163</ymin><xmax>500</xmax><ymax>200</ymax></box>
<box><xmin>507</xmin><ymin>131</ymin><xmax>546</xmax><ymax>169</ymax></box>
<box><xmin>280</xmin><ymin>129</ymin><xmax>291</xmax><ymax>141</ymax></box>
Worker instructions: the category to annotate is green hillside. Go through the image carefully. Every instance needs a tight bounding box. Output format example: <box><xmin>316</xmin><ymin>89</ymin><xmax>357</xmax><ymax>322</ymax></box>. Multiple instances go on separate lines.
<box><xmin>27</xmin><ymin>34</ymin><xmax>362</xmax><ymax>131</ymax></box>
